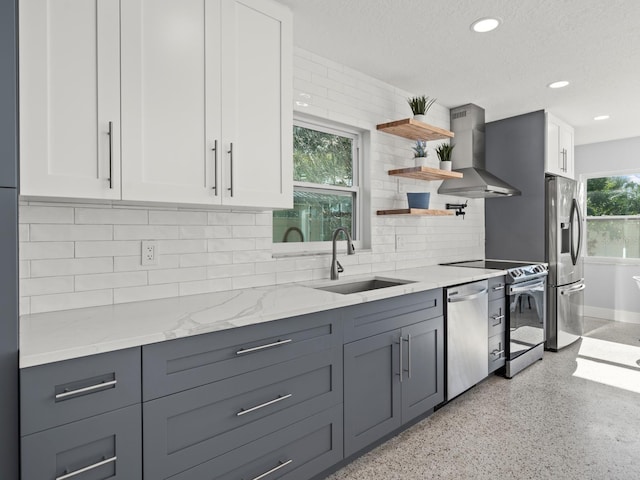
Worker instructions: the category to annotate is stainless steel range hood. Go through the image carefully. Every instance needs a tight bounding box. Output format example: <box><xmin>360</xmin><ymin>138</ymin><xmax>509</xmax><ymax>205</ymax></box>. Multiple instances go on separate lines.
<box><xmin>438</xmin><ymin>104</ymin><xmax>521</xmax><ymax>198</ymax></box>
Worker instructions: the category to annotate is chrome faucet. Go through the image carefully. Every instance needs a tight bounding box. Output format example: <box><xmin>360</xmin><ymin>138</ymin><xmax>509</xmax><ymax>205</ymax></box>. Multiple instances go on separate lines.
<box><xmin>331</xmin><ymin>227</ymin><xmax>355</xmax><ymax>280</ymax></box>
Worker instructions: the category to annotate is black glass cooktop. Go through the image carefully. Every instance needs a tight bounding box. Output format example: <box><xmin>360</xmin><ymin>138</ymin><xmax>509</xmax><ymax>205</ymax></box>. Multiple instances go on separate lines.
<box><xmin>440</xmin><ymin>259</ymin><xmax>537</xmax><ymax>270</ymax></box>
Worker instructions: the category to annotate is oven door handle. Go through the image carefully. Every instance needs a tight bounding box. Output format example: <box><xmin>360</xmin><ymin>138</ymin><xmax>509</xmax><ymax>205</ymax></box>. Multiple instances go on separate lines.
<box><xmin>560</xmin><ymin>283</ymin><xmax>586</xmax><ymax>295</ymax></box>
<box><xmin>508</xmin><ymin>279</ymin><xmax>546</xmax><ymax>295</ymax></box>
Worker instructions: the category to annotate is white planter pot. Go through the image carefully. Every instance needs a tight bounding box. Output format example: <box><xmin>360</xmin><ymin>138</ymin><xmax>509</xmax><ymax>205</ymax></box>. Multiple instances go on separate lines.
<box><xmin>413</xmin><ymin>114</ymin><xmax>426</xmax><ymax>123</ymax></box>
<box><xmin>439</xmin><ymin>161</ymin><xmax>452</xmax><ymax>171</ymax></box>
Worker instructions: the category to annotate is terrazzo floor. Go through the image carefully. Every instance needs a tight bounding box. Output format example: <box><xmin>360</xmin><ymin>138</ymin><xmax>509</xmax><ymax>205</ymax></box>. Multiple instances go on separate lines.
<box><xmin>325</xmin><ymin>317</ymin><xmax>640</xmax><ymax>480</ymax></box>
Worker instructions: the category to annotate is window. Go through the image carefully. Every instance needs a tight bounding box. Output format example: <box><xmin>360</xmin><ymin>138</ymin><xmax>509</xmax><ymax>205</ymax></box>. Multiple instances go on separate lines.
<box><xmin>585</xmin><ymin>174</ymin><xmax>640</xmax><ymax>259</ymax></box>
<box><xmin>273</xmin><ymin>119</ymin><xmax>361</xmax><ymax>249</ymax></box>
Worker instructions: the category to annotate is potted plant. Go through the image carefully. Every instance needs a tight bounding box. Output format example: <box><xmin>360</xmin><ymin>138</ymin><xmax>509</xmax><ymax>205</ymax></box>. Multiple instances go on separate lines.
<box><xmin>435</xmin><ymin>143</ymin><xmax>454</xmax><ymax>171</ymax></box>
<box><xmin>407</xmin><ymin>95</ymin><xmax>436</xmax><ymax>122</ymax></box>
<box><xmin>412</xmin><ymin>140</ymin><xmax>430</xmax><ymax>167</ymax></box>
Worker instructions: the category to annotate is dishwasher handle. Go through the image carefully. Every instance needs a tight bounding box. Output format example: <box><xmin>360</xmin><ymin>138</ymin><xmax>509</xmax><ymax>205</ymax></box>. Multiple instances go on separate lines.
<box><xmin>447</xmin><ymin>287</ymin><xmax>488</xmax><ymax>303</ymax></box>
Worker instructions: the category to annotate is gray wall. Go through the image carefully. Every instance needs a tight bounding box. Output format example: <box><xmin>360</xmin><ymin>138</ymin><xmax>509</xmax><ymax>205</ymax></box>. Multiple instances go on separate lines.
<box><xmin>575</xmin><ymin>137</ymin><xmax>640</xmax><ymax>322</ymax></box>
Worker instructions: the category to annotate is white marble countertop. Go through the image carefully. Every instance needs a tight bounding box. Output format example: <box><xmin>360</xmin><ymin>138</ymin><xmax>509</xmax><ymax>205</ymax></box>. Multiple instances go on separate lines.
<box><xmin>19</xmin><ymin>265</ymin><xmax>505</xmax><ymax>368</ymax></box>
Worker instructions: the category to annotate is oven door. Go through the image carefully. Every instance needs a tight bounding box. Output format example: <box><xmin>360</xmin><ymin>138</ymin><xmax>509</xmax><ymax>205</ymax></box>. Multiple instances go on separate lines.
<box><xmin>507</xmin><ymin>278</ymin><xmax>546</xmax><ymax>360</ymax></box>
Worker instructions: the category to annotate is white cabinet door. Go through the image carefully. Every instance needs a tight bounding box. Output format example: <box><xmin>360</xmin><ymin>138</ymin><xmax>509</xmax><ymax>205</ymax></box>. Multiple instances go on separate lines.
<box><xmin>545</xmin><ymin>113</ymin><xmax>574</xmax><ymax>179</ymax></box>
<box><xmin>121</xmin><ymin>0</ymin><xmax>222</xmax><ymax>204</ymax></box>
<box><xmin>19</xmin><ymin>0</ymin><xmax>121</xmax><ymax>199</ymax></box>
<box><xmin>220</xmin><ymin>0</ymin><xmax>293</xmax><ymax>209</ymax></box>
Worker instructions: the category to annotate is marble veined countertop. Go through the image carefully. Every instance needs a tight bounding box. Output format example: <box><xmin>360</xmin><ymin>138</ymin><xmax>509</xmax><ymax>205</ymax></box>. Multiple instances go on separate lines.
<box><xmin>19</xmin><ymin>265</ymin><xmax>505</xmax><ymax>368</ymax></box>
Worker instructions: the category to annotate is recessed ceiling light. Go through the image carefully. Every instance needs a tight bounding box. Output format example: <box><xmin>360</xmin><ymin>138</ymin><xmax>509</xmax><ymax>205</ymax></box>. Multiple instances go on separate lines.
<box><xmin>298</xmin><ymin>92</ymin><xmax>311</xmax><ymax>99</ymax></box>
<box><xmin>470</xmin><ymin>17</ymin><xmax>501</xmax><ymax>33</ymax></box>
<box><xmin>548</xmin><ymin>81</ymin><xmax>570</xmax><ymax>89</ymax></box>
<box><xmin>295</xmin><ymin>101</ymin><xmax>309</xmax><ymax>107</ymax></box>
<box><xmin>594</xmin><ymin>115</ymin><xmax>610</xmax><ymax>121</ymax></box>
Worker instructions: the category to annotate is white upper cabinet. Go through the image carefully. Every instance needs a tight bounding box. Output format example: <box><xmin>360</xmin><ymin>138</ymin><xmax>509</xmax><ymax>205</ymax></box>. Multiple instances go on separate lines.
<box><xmin>19</xmin><ymin>0</ymin><xmax>121</xmax><ymax>199</ymax></box>
<box><xmin>220</xmin><ymin>0</ymin><xmax>293</xmax><ymax>209</ymax></box>
<box><xmin>545</xmin><ymin>113</ymin><xmax>575</xmax><ymax>179</ymax></box>
<box><xmin>19</xmin><ymin>0</ymin><xmax>292</xmax><ymax>209</ymax></box>
<box><xmin>121</xmin><ymin>0</ymin><xmax>221</xmax><ymax>205</ymax></box>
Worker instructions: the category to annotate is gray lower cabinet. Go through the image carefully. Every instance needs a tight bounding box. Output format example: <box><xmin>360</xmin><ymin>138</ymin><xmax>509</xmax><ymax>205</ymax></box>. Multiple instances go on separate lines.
<box><xmin>143</xmin><ymin>348</ymin><xmax>342</xmax><ymax>479</ymax></box>
<box><xmin>344</xmin><ymin>314</ymin><xmax>444</xmax><ymax>457</ymax></box>
<box><xmin>21</xmin><ymin>404</ymin><xmax>142</xmax><ymax>480</ymax></box>
<box><xmin>488</xmin><ymin>277</ymin><xmax>507</xmax><ymax>373</ymax></box>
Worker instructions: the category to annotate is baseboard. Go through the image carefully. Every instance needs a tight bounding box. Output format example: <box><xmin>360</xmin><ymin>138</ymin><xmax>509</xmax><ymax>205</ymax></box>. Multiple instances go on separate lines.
<box><xmin>584</xmin><ymin>306</ymin><xmax>640</xmax><ymax>324</ymax></box>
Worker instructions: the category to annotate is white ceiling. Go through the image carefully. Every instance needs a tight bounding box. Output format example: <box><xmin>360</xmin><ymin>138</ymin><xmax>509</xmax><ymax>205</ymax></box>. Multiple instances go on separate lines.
<box><xmin>278</xmin><ymin>0</ymin><xmax>640</xmax><ymax>145</ymax></box>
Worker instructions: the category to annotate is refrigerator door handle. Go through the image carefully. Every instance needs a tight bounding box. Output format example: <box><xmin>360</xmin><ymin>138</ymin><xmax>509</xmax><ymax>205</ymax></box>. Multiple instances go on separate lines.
<box><xmin>560</xmin><ymin>282</ymin><xmax>586</xmax><ymax>295</ymax></box>
<box><xmin>570</xmin><ymin>198</ymin><xmax>582</xmax><ymax>266</ymax></box>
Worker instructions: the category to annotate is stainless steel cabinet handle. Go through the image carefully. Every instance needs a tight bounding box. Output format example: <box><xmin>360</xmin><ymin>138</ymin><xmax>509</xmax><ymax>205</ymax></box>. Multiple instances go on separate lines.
<box><xmin>560</xmin><ymin>283</ymin><xmax>585</xmax><ymax>295</ymax></box>
<box><xmin>56</xmin><ymin>455</ymin><xmax>117</xmax><ymax>480</ymax></box>
<box><xmin>211</xmin><ymin>139</ymin><xmax>218</xmax><ymax>194</ymax></box>
<box><xmin>404</xmin><ymin>334</ymin><xmax>411</xmax><ymax>378</ymax></box>
<box><xmin>107</xmin><ymin>121</ymin><xmax>113</xmax><ymax>189</ymax></box>
<box><xmin>491</xmin><ymin>314</ymin><xmax>505</xmax><ymax>326</ymax></box>
<box><xmin>490</xmin><ymin>349</ymin><xmax>504</xmax><ymax>358</ymax></box>
<box><xmin>236</xmin><ymin>338</ymin><xmax>292</xmax><ymax>355</ymax></box>
<box><xmin>55</xmin><ymin>380</ymin><xmax>117</xmax><ymax>400</ymax></box>
<box><xmin>237</xmin><ymin>393</ymin><xmax>292</xmax><ymax>417</ymax></box>
<box><xmin>250</xmin><ymin>459</ymin><xmax>293</xmax><ymax>480</ymax></box>
<box><xmin>448</xmin><ymin>287</ymin><xmax>488</xmax><ymax>303</ymax></box>
<box><xmin>228</xmin><ymin>143</ymin><xmax>234</xmax><ymax>197</ymax></box>
<box><xmin>491</xmin><ymin>284</ymin><xmax>505</xmax><ymax>291</ymax></box>
<box><xmin>397</xmin><ymin>335</ymin><xmax>403</xmax><ymax>383</ymax></box>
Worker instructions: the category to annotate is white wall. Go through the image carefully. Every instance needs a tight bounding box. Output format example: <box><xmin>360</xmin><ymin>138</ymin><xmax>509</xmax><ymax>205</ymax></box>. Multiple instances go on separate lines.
<box><xmin>18</xmin><ymin>48</ymin><xmax>485</xmax><ymax>315</ymax></box>
<box><xmin>575</xmin><ymin>136</ymin><xmax>640</xmax><ymax>323</ymax></box>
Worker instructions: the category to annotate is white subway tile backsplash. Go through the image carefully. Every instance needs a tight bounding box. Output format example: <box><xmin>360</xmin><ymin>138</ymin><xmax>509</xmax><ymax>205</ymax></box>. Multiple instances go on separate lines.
<box><xmin>75</xmin><ymin>271</ymin><xmax>148</xmax><ymax>292</ymax></box>
<box><xmin>31</xmin><ymin>258</ymin><xmax>113</xmax><ymax>278</ymax></box>
<box><xmin>18</xmin><ymin>48</ymin><xmax>484</xmax><ymax>315</ymax></box>
<box><xmin>31</xmin><ymin>224</ymin><xmax>113</xmax><ymax>241</ymax></box>
<box><xmin>20</xmin><ymin>242</ymin><xmax>74</xmax><ymax>260</ymax></box>
<box><xmin>75</xmin><ymin>207</ymin><xmax>148</xmax><ymax>225</ymax></box>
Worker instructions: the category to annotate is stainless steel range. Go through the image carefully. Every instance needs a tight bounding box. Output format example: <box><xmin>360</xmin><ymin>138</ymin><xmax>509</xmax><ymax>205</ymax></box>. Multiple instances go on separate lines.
<box><xmin>442</xmin><ymin>260</ymin><xmax>548</xmax><ymax>378</ymax></box>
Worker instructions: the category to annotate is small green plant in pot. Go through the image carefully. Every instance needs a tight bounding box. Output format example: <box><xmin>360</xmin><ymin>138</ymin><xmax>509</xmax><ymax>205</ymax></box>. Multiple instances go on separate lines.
<box><xmin>407</xmin><ymin>95</ymin><xmax>436</xmax><ymax>122</ymax></box>
<box><xmin>412</xmin><ymin>140</ymin><xmax>431</xmax><ymax>167</ymax></box>
<box><xmin>435</xmin><ymin>143</ymin><xmax>454</xmax><ymax>171</ymax></box>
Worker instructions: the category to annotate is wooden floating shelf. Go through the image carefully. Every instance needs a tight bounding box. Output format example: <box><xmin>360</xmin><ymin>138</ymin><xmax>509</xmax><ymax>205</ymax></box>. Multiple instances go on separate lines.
<box><xmin>377</xmin><ymin>118</ymin><xmax>454</xmax><ymax>141</ymax></box>
<box><xmin>388</xmin><ymin>166</ymin><xmax>463</xmax><ymax>181</ymax></box>
<box><xmin>376</xmin><ymin>208</ymin><xmax>454</xmax><ymax>216</ymax></box>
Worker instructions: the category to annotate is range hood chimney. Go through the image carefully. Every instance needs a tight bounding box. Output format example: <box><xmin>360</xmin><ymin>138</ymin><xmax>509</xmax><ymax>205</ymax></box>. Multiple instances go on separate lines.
<box><xmin>438</xmin><ymin>104</ymin><xmax>520</xmax><ymax>198</ymax></box>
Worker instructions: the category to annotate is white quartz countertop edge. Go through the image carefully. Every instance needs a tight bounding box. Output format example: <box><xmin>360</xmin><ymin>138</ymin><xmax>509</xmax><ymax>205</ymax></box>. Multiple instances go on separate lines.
<box><xmin>19</xmin><ymin>265</ymin><xmax>505</xmax><ymax>368</ymax></box>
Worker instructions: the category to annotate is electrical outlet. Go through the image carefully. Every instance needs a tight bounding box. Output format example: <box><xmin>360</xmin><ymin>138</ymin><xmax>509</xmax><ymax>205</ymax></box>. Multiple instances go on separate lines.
<box><xmin>141</xmin><ymin>240</ymin><xmax>158</xmax><ymax>266</ymax></box>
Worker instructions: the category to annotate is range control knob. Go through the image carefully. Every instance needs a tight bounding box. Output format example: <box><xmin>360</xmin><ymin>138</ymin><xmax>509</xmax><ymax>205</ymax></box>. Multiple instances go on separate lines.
<box><xmin>510</xmin><ymin>269</ymin><xmax>523</xmax><ymax>278</ymax></box>
<box><xmin>533</xmin><ymin>264</ymin><xmax>547</xmax><ymax>273</ymax></box>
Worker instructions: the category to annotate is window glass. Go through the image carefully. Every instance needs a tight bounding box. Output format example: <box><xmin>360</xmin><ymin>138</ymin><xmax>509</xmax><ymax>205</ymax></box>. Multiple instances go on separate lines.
<box><xmin>274</xmin><ymin>123</ymin><xmax>359</xmax><ymax>245</ymax></box>
<box><xmin>586</xmin><ymin>175</ymin><xmax>640</xmax><ymax>258</ymax></box>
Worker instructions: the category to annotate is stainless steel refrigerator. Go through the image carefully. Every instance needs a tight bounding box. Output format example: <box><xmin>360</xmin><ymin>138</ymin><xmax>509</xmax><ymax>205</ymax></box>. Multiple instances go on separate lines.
<box><xmin>1</xmin><ymin>0</ymin><xmax>20</xmax><ymax>477</ymax></box>
<box><xmin>484</xmin><ymin>110</ymin><xmax>585</xmax><ymax>352</ymax></box>
<box><xmin>546</xmin><ymin>176</ymin><xmax>585</xmax><ymax>350</ymax></box>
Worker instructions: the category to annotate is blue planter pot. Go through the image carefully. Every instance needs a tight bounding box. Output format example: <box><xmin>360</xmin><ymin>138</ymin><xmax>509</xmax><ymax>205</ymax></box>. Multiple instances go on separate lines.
<box><xmin>406</xmin><ymin>192</ymin><xmax>430</xmax><ymax>209</ymax></box>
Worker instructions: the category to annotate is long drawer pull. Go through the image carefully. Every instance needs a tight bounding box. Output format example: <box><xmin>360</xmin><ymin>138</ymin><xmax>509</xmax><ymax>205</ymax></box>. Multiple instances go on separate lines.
<box><xmin>237</xmin><ymin>394</ymin><xmax>293</xmax><ymax>417</ymax></box>
<box><xmin>490</xmin><ymin>349</ymin><xmax>505</xmax><ymax>358</ymax></box>
<box><xmin>55</xmin><ymin>380</ymin><xmax>117</xmax><ymax>400</ymax></box>
<box><xmin>56</xmin><ymin>455</ymin><xmax>117</xmax><ymax>480</ymax></box>
<box><xmin>250</xmin><ymin>459</ymin><xmax>293</xmax><ymax>480</ymax></box>
<box><xmin>491</xmin><ymin>284</ymin><xmax>505</xmax><ymax>291</ymax></box>
<box><xmin>236</xmin><ymin>339</ymin><xmax>292</xmax><ymax>355</ymax></box>
<box><xmin>491</xmin><ymin>314</ymin><xmax>505</xmax><ymax>326</ymax></box>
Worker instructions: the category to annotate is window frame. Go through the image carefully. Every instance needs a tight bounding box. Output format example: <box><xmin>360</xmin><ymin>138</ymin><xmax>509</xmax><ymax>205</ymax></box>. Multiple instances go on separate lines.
<box><xmin>581</xmin><ymin>169</ymin><xmax>640</xmax><ymax>264</ymax></box>
<box><xmin>273</xmin><ymin>116</ymin><xmax>364</xmax><ymax>255</ymax></box>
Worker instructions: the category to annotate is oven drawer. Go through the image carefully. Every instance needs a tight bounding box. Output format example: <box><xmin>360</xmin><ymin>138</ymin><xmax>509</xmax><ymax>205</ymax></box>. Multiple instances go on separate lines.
<box><xmin>488</xmin><ymin>333</ymin><xmax>506</xmax><ymax>373</ymax></box>
<box><xmin>488</xmin><ymin>276</ymin><xmax>506</xmax><ymax>301</ymax></box>
<box><xmin>488</xmin><ymin>298</ymin><xmax>506</xmax><ymax>337</ymax></box>
<box><xmin>21</xmin><ymin>347</ymin><xmax>141</xmax><ymax>435</ymax></box>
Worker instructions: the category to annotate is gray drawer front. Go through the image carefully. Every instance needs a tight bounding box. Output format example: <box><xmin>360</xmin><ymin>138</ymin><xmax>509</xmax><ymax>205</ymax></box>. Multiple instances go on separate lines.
<box><xmin>21</xmin><ymin>404</ymin><xmax>142</xmax><ymax>480</ymax></box>
<box><xmin>143</xmin><ymin>310</ymin><xmax>341</xmax><ymax>400</ymax></box>
<box><xmin>488</xmin><ymin>298</ymin><xmax>506</xmax><ymax>337</ymax></box>
<box><xmin>21</xmin><ymin>348</ymin><xmax>141</xmax><ymax>435</ymax></box>
<box><xmin>144</xmin><ymin>348</ymin><xmax>342</xmax><ymax>479</ymax></box>
<box><xmin>168</xmin><ymin>405</ymin><xmax>343</xmax><ymax>480</ymax></box>
<box><xmin>343</xmin><ymin>289</ymin><xmax>442</xmax><ymax>342</ymax></box>
<box><xmin>488</xmin><ymin>333</ymin><xmax>506</xmax><ymax>373</ymax></box>
<box><xmin>488</xmin><ymin>276</ymin><xmax>506</xmax><ymax>301</ymax></box>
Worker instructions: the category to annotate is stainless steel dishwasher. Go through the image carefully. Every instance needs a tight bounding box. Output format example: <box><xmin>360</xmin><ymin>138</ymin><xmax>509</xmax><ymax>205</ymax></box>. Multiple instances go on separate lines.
<box><xmin>446</xmin><ymin>279</ymin><xmax>489</xmax><ymax>400</ymax></box>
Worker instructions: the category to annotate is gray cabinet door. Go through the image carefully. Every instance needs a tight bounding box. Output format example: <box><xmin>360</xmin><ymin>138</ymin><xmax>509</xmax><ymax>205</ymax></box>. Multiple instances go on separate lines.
<box><xmin>21</xmin><ymin>404</ymin><xmax>142</xmax><ymax>480</ymax></box>
<box><xmin>0</xmin><ymin>0</ymin><xmax>17</xmax><ymax>189</ymax></box>
<box><xmin>488</xmin><ymin>276</ymin><xmax>506</xmax><ymax>301</ymax></box>
<box><xmin>143</xmin><ymin>348</ymin><xmax>342</xmax><ymax>479</ymax></box>
<box><xmin>143</xmin><ymin>309</ymin><xmax>341</xmax><ymax>400</ymax></box>
<box><xmin>165</xmin><ymin>405</ymin><xmax>343</xmax><ymax>480</ymax></box>
<box><xmin>401</xmin><ymin>316</ymin><xmax>444</xmax><ymax>422</ymax></box>
<box><xmin>21</xmin><ymin>347</ymin><xmax>141</xmax><ymax>435</ymax></box>
<box><xmin>343</xmin><ymin>330</ymin><xmax>402</xmax><ymax>457</ymax></box>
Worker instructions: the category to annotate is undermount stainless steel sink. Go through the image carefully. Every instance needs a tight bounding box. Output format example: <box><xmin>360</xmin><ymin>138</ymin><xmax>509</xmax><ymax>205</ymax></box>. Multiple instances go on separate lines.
<box><xmin>313</xmin><ymin>278</ymin><xmax>414</xmax><ymax>295</ymax></box>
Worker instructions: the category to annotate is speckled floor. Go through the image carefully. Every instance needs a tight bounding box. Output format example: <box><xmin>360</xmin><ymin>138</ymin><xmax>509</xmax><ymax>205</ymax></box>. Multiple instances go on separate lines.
<box><xmin>325</xmin><ymin>318</ymin><xmax>640</xmax><ymax>480</ymax></box>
